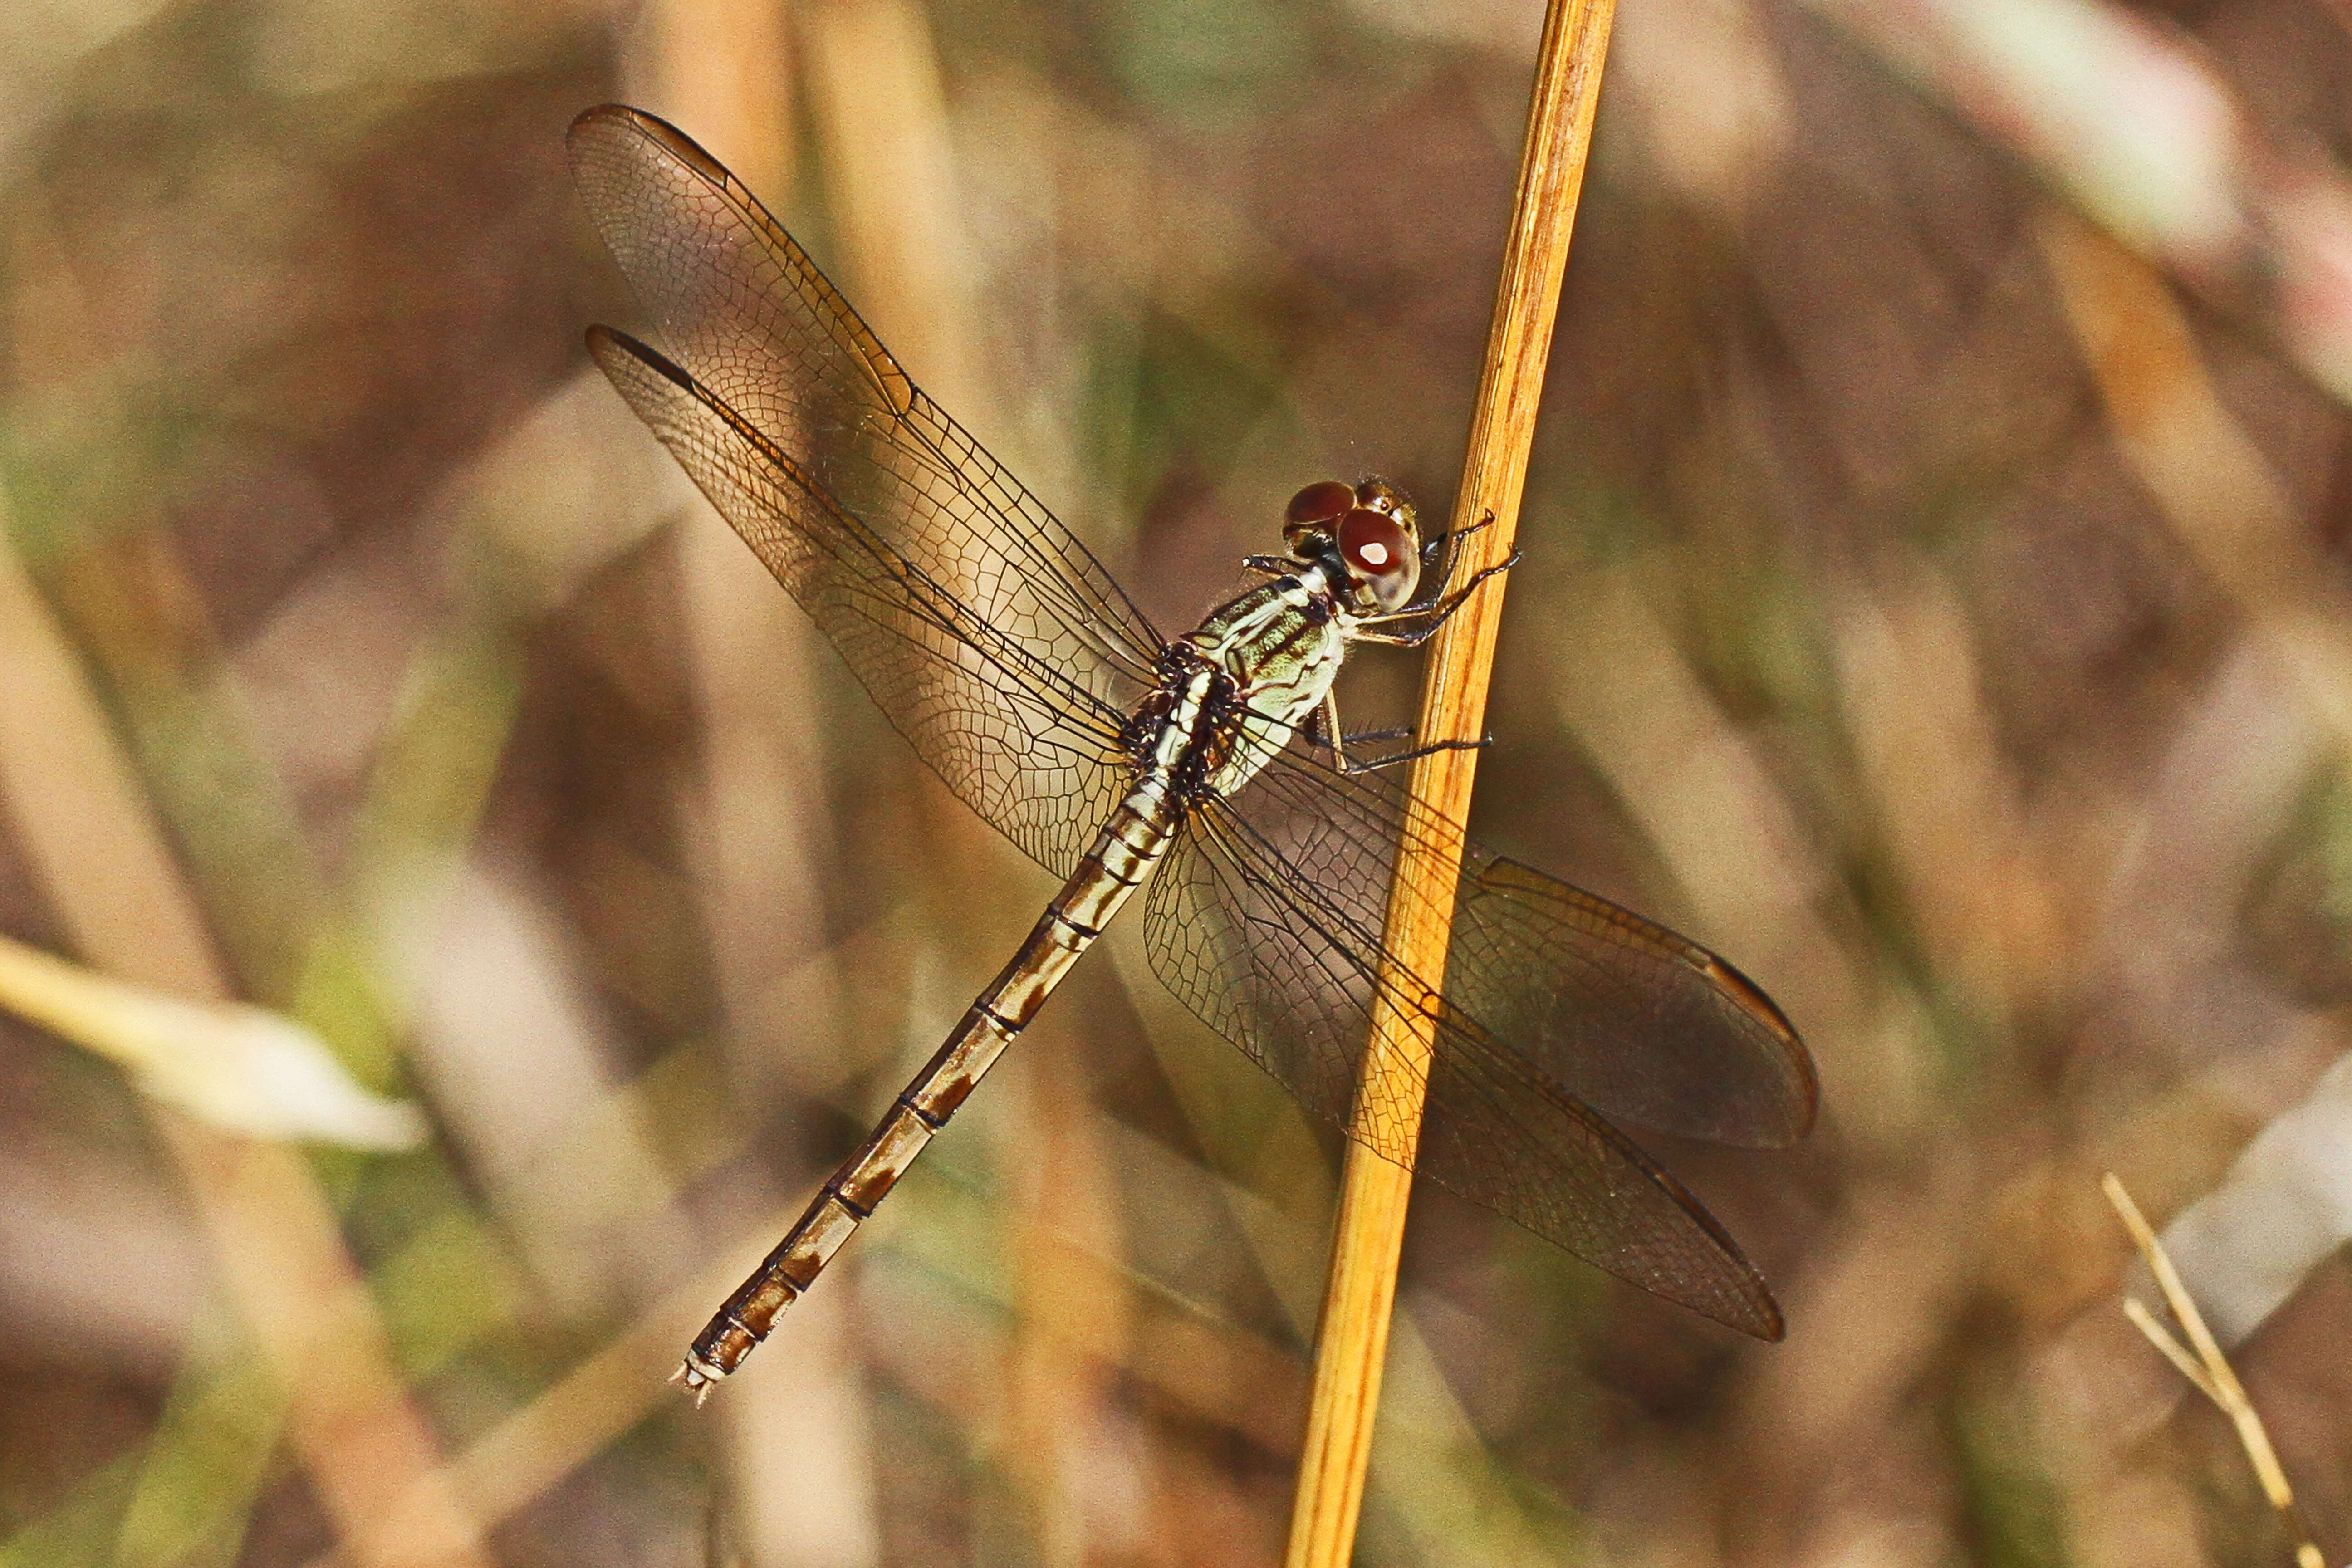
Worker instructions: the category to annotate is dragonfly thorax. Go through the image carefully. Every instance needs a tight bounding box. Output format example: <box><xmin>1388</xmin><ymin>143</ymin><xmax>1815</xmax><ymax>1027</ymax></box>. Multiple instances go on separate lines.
<box><xmin>1138</xmin><ymin>573</ymin><xmax>1350</xmax><ymax>804</ymax></box>
<box><xmin>1123</xmin><ymin>650</ymin><xmax>1251</xmax><ymax>808</ymax></box>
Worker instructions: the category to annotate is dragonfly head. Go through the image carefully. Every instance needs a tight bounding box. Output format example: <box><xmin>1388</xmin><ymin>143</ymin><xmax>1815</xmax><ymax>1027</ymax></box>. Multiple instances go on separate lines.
<box><xmin>1282</xmin><ymin>478</ymin><xmax>1421</xmax><ymax>612</ymax></box>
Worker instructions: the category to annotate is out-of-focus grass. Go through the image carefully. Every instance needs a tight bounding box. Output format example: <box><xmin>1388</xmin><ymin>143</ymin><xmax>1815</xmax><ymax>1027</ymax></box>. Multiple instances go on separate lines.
<box><xmin>5</xmin><ymin>0</ymin><xmax>2352</xmax><ymax>1563</ymax></box>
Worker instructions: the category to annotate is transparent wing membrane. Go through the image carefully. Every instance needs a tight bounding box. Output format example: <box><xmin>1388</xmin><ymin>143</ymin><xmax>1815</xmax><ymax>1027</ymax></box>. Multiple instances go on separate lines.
<box><xmin>1216</xmin><ymin>751</ymin><xmax>1816</xmax><ymax>1148</ymax></box>
<box><xmin>570</xmin><ymin>105</ymin><xmax>1156</xmax><ymax>875</ymax></box>
<box><xmin>1147</xmin><ymin>747</ymin><xmax>1809</xmax><ymax>1338</ymax></box>
<box><xmin>586</xmin><ymin>328</ymin><xmax>1137</xmax><ymax>869</ymax></box>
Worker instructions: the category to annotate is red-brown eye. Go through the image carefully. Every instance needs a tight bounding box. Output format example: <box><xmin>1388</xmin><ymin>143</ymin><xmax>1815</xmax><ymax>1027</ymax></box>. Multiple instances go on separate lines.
<box><xmin>1338</xmin><ymin>507</ymin><xmax>1411</xmax><ymax>578</ymax></box>
<box><xmin>1286</xmin><ymin>480</ymin><xmax>1356</xmax><ymax>526</ymax></box>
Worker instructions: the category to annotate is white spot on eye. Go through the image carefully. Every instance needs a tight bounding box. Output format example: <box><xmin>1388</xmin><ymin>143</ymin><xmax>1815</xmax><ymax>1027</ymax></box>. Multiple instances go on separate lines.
<box><xmin>1358</xmin><ymin>541</ymin><xmax>1390</xmax><ymax>567</ymax></box>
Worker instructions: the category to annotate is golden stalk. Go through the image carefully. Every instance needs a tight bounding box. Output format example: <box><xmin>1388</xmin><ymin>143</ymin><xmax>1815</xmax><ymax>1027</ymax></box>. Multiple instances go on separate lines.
<box><xmin>2101</xmin><ymin>1174</ymin><xmax>2325</xmax><ymax>1568</ymax></box>
<box><xmin>1281</xmin><ymin>2</ymin><xmax>1620</xmax><ymax>1563</ymax></box>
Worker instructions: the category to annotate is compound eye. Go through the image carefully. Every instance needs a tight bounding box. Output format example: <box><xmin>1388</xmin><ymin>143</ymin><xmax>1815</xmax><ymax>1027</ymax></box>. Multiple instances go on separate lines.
<box><xmin>1286</xmin><ymin>480</ymin><xmax>1356</xmax><ymax>526</ymax></box>
<box><xmin>1338</xmin><ymin>506</ymin><xmax>1418</xmax><ymax>607</ymax></box>
<box><xmin>1354</xmin><ymin>478</ymin><xmax>1405</xmax><ymax>515</ymax></box>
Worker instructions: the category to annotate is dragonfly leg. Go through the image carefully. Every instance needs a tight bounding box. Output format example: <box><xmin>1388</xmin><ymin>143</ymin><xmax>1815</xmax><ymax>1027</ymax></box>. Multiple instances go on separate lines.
<box><xmin>1304</xmin><ymin>722</ymin><xmax>1416</xmax><ymax>748</ymax></box>
<box><xmin>1311</xmin><ymin>691</ymin><xmax>1352</xmax><ymax>773</ymax></box>
<box><xmin>1308</xmin><ymin>689</ymin><xmax>1492</xmax><ymax>774</ymax></box>
<box><xmin>1348</xmin><ymin>549</ymin><xmax>1521</xmax><ymax>647</ymax></box>
<box><xmin>1418</xmin><ymin>513</ymin><xmax>1496</xmax><ymax>589</ymax></box>
<box><xmin>1337</xmin><ymin>731</ymin><xmax>1493</xmax><ymax>773</ymax></box>
<box><xmin>1298</xmin><ymin>707</ymin><xmax>1415</xmax><ymax>753</ymax></box>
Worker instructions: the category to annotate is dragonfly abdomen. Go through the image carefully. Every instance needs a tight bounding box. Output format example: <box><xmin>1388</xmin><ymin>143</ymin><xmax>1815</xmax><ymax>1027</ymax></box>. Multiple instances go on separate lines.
<box><xmin>677</xmin><ymin>793</ymin><xmax>1177</xmax><ymax>1396</ymax></box>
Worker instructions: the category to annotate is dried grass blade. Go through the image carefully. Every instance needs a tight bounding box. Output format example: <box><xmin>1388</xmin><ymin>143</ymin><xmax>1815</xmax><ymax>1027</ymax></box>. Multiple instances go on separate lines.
<box><xmin>2102</xmin><ymin>1173</ymin><xmax>2324</xmax><ymax>1565</ymax></box>
<box><xmin>1281</xmin><ymin>2</ymin><xmax>1621</xmax><ymax>1563</ymax></box>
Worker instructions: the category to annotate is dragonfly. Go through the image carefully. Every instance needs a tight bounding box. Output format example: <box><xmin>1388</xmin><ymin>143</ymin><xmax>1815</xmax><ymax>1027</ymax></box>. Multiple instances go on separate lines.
<box><xmin>567</xmin><ymin>103</ymin><xmax>1817</xmax><ymax>1398</ymax></box>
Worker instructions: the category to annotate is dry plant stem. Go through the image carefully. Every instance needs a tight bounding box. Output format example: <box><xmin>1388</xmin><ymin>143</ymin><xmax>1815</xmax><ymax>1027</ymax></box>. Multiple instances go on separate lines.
<box><xmin>2101</xmin><ymin>1174</ymin><xmax>2324</xmax><ymax>1568</ymax></box>
<box><xmin>0</xmin><ymin>510</ymin><xmax>488</xmax><ymax>1568</ymax></box>
<box><xmin>1281</xmin><ymin>1</ymin><xmax>1618</xmax><ymax>1563</ymax></box>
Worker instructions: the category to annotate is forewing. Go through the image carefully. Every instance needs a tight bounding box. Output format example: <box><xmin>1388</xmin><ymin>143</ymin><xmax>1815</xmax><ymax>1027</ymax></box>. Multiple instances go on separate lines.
<box><xmin>1146</xmin><ymin>795</ymin><xmax>1786</xmax><ymax>1338</ymax></box>
<box><xmin>589</xmin><ymin>328</ymin><xmax>1132</xmax><ymax>870</ymax></box>
<box><xmin>570</xmin><ymin>104</ymin><xmax>1159</xmax><ymax>872</ymax></box>
<box><xmin>1220</xmin><ymin>750</ymin><xmax>1817</xmax><ymax>1147</ymax></box>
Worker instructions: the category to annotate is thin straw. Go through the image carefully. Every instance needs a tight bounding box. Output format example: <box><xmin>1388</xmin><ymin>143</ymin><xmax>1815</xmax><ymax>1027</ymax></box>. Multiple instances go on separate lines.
<box><xmin>1281</xmin><ymin>2</ymin><xmax>1620</xmax><ymax>1563</ymax></box>
<box><xmin>2102</xmin><ymin>1174</ymin><xmax>2325</xmax><ymax>1568</ymax></box>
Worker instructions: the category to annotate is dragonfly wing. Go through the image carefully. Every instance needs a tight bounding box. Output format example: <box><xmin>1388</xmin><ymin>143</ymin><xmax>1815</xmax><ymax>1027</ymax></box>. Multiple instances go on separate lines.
<box><xmin>1218</xmin><ymin>750</ymin><xmax>1815</xmax><ymax>1146</ymax></box>
<box><xmin>589</xmin><ymin>327</ymin><xmax>1133</xmax><ymax>871</ymax></box>
<box><xmin>570</xmin><ymin>104</ymin><xmax>1157</xmax><ymax>875</ymax></box>
<box><xmin>1147</xmin><ymin>797</ymin><xmax>1787</xmax><ymax>1338</ymax></box>
<box><xmin>1448</xmin><ymin>850</ymin><xmax>1816</xmax><ymax>1146</ymax></box>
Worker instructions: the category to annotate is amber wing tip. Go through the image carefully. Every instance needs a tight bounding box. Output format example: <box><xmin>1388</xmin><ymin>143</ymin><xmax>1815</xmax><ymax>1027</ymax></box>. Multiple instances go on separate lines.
<box><xmin>567</xmin><ymin>103</ymin><xmax>731</xmax><ymax>188</ymax></box>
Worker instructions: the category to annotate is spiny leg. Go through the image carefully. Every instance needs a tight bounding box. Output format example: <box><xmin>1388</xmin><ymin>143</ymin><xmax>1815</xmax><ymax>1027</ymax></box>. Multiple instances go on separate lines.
<box><xmin>1303</xmin><ymin>719</ymin><xmax>1418</xmax><ymax>750</ymax></box>
<box><xmin>1308</xmin><ymin>528</ymin><xmax>1514</xmax><ymax>772</ymax></box>
<box><xmin>1311</xmin><ymin>691</ymin><xmax>1352</xmax><ymax>774</ymax></box>
<box><xmin>1349</xmin><ymin>550</ymin><xmax>1521</xmax><ymax>647</ymax></box>
<box><xmin>1305</xmin><ymin>689</ymin><xmax>1492</xmax><ymax>776</ymax></box>
<box><xmin>1338</xmin><ymin>730</ymin><xmax>1492</xmax><ymax>774</ymax></box>
<box><xmin>1416</xmin><ymin>513</ymin><xmax>1495</xmax><ymax>594</ymax></box>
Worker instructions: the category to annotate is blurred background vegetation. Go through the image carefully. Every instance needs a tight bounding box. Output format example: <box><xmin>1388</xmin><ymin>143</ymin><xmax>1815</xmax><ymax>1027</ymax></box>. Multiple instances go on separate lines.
<box><xmin>3</xmin><ymin>0</ymin><xmax>2351</xmax><ymax>1563</ymax></box>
